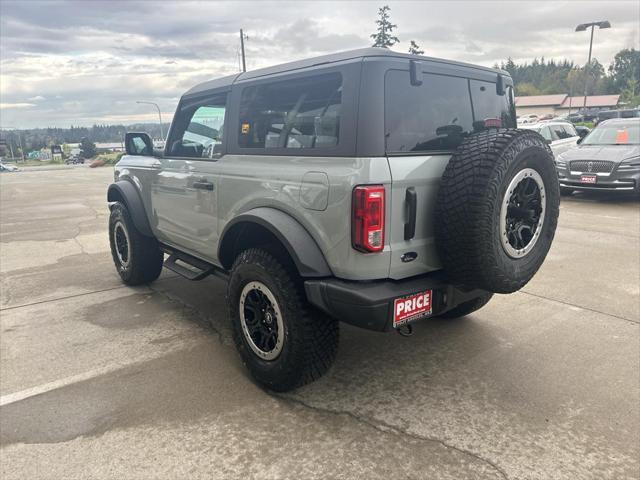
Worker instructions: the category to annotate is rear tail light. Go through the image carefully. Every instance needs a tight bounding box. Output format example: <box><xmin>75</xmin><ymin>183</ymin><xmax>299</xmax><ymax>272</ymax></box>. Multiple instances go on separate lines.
<box><xmin>352</xmin><ymin>185</ymin><xmax>385</xmax><ymax>252</ymax></box>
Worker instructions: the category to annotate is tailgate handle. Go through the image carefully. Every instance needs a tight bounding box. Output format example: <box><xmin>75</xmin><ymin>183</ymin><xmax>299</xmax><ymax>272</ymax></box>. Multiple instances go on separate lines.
<box><xmin>404</xmin><ymin>187</ymin><xmax>417</xmax><ymax>240</ymax></box>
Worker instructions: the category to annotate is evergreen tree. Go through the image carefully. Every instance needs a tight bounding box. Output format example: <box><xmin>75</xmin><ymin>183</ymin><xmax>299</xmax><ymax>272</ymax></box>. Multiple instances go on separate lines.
<box><xmin>80</xmin><ymin>137</ymin><xmax>97</xmax><ymax>159</ymax></box>
<box><xmin>370</xmin><ymin>5</ymin><xmax>399</xmax><ymax>49</ymax></box>
<box><xmin>408</xmin><ymin>40</ymin><xmax>424</xmax><ymax>55</ymax></box>
<box><xmin>609</xmin><ymin>49</ymin><xmax>640</xmax><ymax>94</ymax></box>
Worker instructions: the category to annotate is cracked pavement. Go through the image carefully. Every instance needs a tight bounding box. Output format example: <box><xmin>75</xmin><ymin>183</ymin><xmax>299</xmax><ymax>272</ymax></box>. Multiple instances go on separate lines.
<box><xmin>1</xmin><ymin>167</ymin><xmax>639</xmax><ymax>479</ymax></box>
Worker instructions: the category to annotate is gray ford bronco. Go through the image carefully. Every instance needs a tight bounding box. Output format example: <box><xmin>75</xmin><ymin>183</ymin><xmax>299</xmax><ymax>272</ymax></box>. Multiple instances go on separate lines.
<box><xmin>108</xmin><ymin>48</ymin><xmax>559</xmax><ymax>391</ymax></box>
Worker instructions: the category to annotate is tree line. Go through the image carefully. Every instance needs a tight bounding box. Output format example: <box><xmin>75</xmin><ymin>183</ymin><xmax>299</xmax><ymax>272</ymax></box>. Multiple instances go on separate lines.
<box><xmin>498</xmin><ymin>49</ymin><xmax>639</xmax><ymax>105</ymax></box>
<box><xmin>1</xmin><ymin>123</ymin><xmax>168</xmax><ymax>156</ymax></box>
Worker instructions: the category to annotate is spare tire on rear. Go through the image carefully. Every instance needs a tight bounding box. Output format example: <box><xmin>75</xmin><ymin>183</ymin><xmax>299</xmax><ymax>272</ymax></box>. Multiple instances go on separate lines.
<box><xmin>434</xmin><ymin>129</ymin><xmax>559</xmax><ymax>294</ymax></box>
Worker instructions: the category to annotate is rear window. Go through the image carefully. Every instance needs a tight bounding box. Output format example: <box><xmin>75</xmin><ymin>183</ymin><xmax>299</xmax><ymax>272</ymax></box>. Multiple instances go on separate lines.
<box><xmin>385</xmin><ymin>70</ymin><xmax>515</xmax><ymax>153</ymax></box>
<box><xmin>238</xmin><ymin>73</ymin><xmax>342</xmax><ymax>150</ymax></box>
<box><xmin>470</xmin><ymin>79</ymin><xmax>516</xmax><ymax>128</ymax></box>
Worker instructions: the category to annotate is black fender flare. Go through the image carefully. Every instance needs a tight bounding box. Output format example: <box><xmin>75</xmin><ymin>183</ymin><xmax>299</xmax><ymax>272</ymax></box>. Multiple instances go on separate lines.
<box><xmin>218</xmin><ymin>207</ymin><xmax>332</xmax><ymax>278</ymax></box>
<box><xmin>107</xmin><ymin>180</ymin><xmax>153</xmax><ymax>237</ymax></box>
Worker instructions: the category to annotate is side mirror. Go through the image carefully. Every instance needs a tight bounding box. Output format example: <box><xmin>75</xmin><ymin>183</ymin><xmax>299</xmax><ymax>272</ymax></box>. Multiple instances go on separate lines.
<box><xmin>125</xmin><ymin>132</ymin><xmax>154</xmax><ymax>156</ymax></box>
<box><xmin>577</xmin><ymin>137</ymin><xmax>583</xmax><ymax>144</ymax></box>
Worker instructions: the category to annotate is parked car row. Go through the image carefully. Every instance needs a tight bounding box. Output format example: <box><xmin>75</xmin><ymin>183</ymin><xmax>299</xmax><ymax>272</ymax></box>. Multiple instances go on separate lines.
<box><xmin>65</xmin><ymin>156</ymin><xmax>85</xmax><ymax>165</ymax></box>
<box><xmin>594</xmin><ymin>108</ymin><xmax>640</xmax><ymax>126</ymax></box>
<box><xmin>520</xmin><ymin>118</ymin><xmax>640</xmax><ymax>195</ymax></box>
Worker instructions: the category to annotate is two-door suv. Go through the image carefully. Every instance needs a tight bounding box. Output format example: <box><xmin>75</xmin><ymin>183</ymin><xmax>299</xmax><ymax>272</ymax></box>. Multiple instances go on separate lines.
<box><xmin>108</xmin><ymin>48</ymin><xmax>559</xmax><ymax>391</ymax></box>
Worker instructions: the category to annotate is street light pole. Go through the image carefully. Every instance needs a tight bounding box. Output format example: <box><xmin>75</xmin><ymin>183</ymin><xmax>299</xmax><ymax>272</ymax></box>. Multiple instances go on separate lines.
<box><xmin>136</xmin><ymin>101</ymin><xmax>164</xmax><ymax>141</ymax></box>
<box><xmin>575</xmin><ymin>21</ymin><xmax>611</xmax><ymax>113</ymax></box>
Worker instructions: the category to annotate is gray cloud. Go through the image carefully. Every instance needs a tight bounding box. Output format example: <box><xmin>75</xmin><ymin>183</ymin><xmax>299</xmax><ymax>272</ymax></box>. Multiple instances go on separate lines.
<box><xmin>1</xmin><ymin>0</ymin><xmax>638</xmax><ymax>128</ymax></box>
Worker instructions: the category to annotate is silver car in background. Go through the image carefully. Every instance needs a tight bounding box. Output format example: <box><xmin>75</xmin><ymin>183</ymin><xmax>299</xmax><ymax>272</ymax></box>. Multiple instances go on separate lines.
<box><xmin>520</xmin><ymin>121</ymin><xmax>580</xmax><ymax>158</ymax></box>
<box><xmin>556</xmin><ymin>118</ymin><xmax>640</xmax><ymax>195</ymax></box>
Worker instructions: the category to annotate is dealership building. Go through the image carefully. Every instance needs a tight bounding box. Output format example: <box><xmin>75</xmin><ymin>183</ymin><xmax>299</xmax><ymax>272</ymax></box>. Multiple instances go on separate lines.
<box><xmin>515</xmin><ymin>94</ymin><xmax>620</xmax><ymax>117</ymax></box>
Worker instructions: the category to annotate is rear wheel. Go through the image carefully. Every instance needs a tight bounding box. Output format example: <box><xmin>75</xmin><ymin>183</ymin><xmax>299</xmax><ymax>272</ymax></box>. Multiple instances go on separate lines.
<box><xmin>109</xmin><ymin>202</ymin><xmax>164</xmax><ymax>285</ymax></box>
<box><xmin>227</xmin><ymin>248</ymin><xmax>339</xmax><ymax>392</ymax></box>
<box><xmin>437</xmin><ymin>293</ymin><xmax>493</xmax><ymax>319</ymax></box>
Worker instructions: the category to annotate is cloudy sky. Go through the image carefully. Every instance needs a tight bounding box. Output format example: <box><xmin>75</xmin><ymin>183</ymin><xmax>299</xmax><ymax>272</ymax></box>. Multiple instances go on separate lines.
<box><xmin>1</xmin><ymin>0</ymin><xmax>638</xmax><ymax>128</ymax></box>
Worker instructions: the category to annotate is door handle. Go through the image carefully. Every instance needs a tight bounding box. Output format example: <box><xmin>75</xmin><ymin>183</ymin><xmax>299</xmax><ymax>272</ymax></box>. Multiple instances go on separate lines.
<box><xmin>404</xmin><ymin>187</ymin><xmax>417</xmax><ymax>240</ymax></box>
<box><xmin>193</xmin><ymin>180</ymin><xmax>214</xmax><ymax>191</ymax></box>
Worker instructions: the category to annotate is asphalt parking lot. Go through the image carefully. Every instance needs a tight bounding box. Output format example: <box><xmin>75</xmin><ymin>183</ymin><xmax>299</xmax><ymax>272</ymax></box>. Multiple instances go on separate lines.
<box><xmin>1</xmin><ymin>167</ymin><xmax>638</xmax><ymax>480</ymax></box>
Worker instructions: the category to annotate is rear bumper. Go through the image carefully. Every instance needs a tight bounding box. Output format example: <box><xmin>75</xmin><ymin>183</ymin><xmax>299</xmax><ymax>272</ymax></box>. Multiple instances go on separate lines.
<box><xmin>304</xmin><ymin>272</ymin><xmax>487</xmax><ymax>332</ymax></box>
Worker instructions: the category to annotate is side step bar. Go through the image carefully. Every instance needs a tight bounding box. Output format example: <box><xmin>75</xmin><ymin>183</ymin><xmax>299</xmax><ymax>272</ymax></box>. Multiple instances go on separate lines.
<box><xmin>161</xmin><ymin>247</ymin><xmax>228</xmax><ymax>281</ymax></box>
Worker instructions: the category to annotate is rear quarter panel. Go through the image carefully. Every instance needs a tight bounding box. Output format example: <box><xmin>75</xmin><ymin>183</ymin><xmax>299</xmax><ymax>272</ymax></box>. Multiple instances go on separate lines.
<box><xmin>216</xmin><ymin>154</ymin><xmax>392</xmax><ymax>280</ymax></box>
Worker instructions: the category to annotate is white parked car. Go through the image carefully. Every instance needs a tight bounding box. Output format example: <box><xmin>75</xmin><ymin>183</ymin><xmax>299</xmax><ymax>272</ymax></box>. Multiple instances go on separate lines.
<box><xmin>0</xmin><ymin>162</ymin><xmax>20</xmax><ymax>172</ymax></box>
<box><xmin>517</xmin><ymin>114</ymin><xmax>539</xmax><ymax>125</ymax></box>
<box><xmin>520</xmin><ymin>122</ymin><xmax>580</xmax><ymax>158</ymax></box>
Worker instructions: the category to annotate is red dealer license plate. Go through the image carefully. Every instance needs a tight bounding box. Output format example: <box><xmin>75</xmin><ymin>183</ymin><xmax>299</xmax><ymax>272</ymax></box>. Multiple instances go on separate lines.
<box><xmin>581</xmin><ymin>175</ymin><xmax>597</xmax><ymax>184</ymax></box>
<box><xmin>393</xmin><ymin>290</ymin><xmax>432</xmax><ymax>328</ymax></box>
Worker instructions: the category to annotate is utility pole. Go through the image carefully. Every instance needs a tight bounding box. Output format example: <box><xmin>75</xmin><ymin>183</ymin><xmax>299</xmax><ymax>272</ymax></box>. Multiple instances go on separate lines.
<box><xmin>17</xmin><ymin>132</ymin><xmax>25</xmax><ymax>162</ymax></box>
<box><xmin>240</xmin><ymin>29</ymin><xmax>247</xmax><ymax>72</ymax></box>
<box><xmin>1</xmin><ymin>127</ymin><xmax>26</xmax><ymax>162</ymax></box>
<box><xmin>575</xmin><ymin>21</ymin><xmax>611</xmax><ymax>114</ymax></box>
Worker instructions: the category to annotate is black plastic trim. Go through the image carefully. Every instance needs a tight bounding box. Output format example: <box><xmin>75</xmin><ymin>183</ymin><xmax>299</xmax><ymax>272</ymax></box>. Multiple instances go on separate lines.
<box><xmin>305</xmin><ymin>272</ymin><xmax>487</xmax><ymax>332</ymax></box>
<box><xmin>107</xmin><ymin>181</ymin><xmax>153</xmax><ymax>237</ymax></box>
<box><xmin>409</xmin><ymin>60</ymin><xmax>423</xmax><ymax>86</ymax></box>
<box><xmin>218</xmin><ymin>207</ymin><xmax>332</xmax><ymax>278</ymax></box>
<box><xmin>404</xmin><ymin>187</ymin><xmax>417</xmax><ymax>240</ymax></box>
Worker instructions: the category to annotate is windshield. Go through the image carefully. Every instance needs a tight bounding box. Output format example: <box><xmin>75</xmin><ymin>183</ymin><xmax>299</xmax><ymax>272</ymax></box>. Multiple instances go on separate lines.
<box><xmin>582</xmin><ymin>121</ymin><xmax>640</xmax><ymax>145</ymax></box>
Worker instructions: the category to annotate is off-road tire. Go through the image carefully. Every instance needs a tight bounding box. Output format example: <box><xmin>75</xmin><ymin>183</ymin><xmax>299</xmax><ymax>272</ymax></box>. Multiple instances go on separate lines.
<box><xmin>227</xmin><ymin>248</ymin><xmax>339</xmax><ymax>392</ymax></box>
<box><xmin>108</xmin><ymin>202</ymin><xmax>164</xmax><ymax>285</ymax></box>
<box><xmin>435</xmin><ymin>129</ymin><xmax>559</xmax><ymax>294</ymax></box>
<box><xmin>437</xmin><ymin>293</ymin><xmax>493</xmax><ymax>319</ymax></box>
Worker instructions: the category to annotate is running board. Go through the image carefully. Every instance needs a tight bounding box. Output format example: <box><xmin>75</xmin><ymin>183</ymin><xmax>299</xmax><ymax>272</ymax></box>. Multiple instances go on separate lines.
<box><xmin>162</xmin><ymin>249</ymin><xmax>227</xmax><ymax>281</ymax></box>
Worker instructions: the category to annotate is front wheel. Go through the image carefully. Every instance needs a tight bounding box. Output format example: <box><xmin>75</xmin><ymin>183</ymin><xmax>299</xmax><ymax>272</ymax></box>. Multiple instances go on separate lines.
<box><xmin>227</xmin><ymin>248</ymin><xmax>339</xmax><ymax>392</ymax></box>
<box><xmin>108</xmin><ymin>202</ymin><xmax>164</xmax><ymax>285</ymax></box>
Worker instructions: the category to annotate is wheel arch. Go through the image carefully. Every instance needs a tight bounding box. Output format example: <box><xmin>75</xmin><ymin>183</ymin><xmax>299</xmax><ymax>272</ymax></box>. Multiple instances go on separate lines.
<box><xmin>218</xmin><ymin>208</ymin><xmax>332</xmax><ymax>278</ymax></box>
<box><xmin>107</xmin><ymin>180</ymin><xmax>153</xmax><ymax>237</ymax></box>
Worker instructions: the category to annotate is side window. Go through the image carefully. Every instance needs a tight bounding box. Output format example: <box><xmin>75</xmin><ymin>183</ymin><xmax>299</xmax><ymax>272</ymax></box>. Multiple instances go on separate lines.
<box><xmin>169</xmin><ymin>95</ymin><xmax>226</xmax><ymax>158</ymax></box>
<box><xmin>551</xmin><ymin>124</ymin><xmax>572</xmax><ymax>140</ymax></box>
<box><xmin>564</xmin><ymin>124</ymin><xmax>577</xmax><ymax>137</ymax></box>
<box><xmin>470</xmin><ymin>80</ymin><xmax>517</xmax><ymax>129</ymax></box>
<box><xmin>238</xmin><ymin>73</ymin><xmax>342</xmax><ymax>150</ymax></box>
<box><xmin>539</xmin><ymin>126</ymin><xmax>552</xmax><ymax>142</ymax></box>
<box><xmin>385</xmin><ymin>71</ymin><xmax>474</xmax><ymax>153</ymax></box>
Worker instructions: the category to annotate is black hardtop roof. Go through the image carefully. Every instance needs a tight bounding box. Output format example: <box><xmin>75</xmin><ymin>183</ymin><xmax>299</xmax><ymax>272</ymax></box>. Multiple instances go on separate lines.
<box><xmin>184</xmin><ymin>48</ymin><xmax>508</xmax><ymax>97</ymax></box>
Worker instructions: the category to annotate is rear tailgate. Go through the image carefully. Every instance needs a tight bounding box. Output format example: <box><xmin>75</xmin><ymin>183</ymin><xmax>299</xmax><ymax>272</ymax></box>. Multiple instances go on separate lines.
<box><xmin>386</xmin><ymin>154</ymin><xmax>450</xmax><ymax>279</ymax></box>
